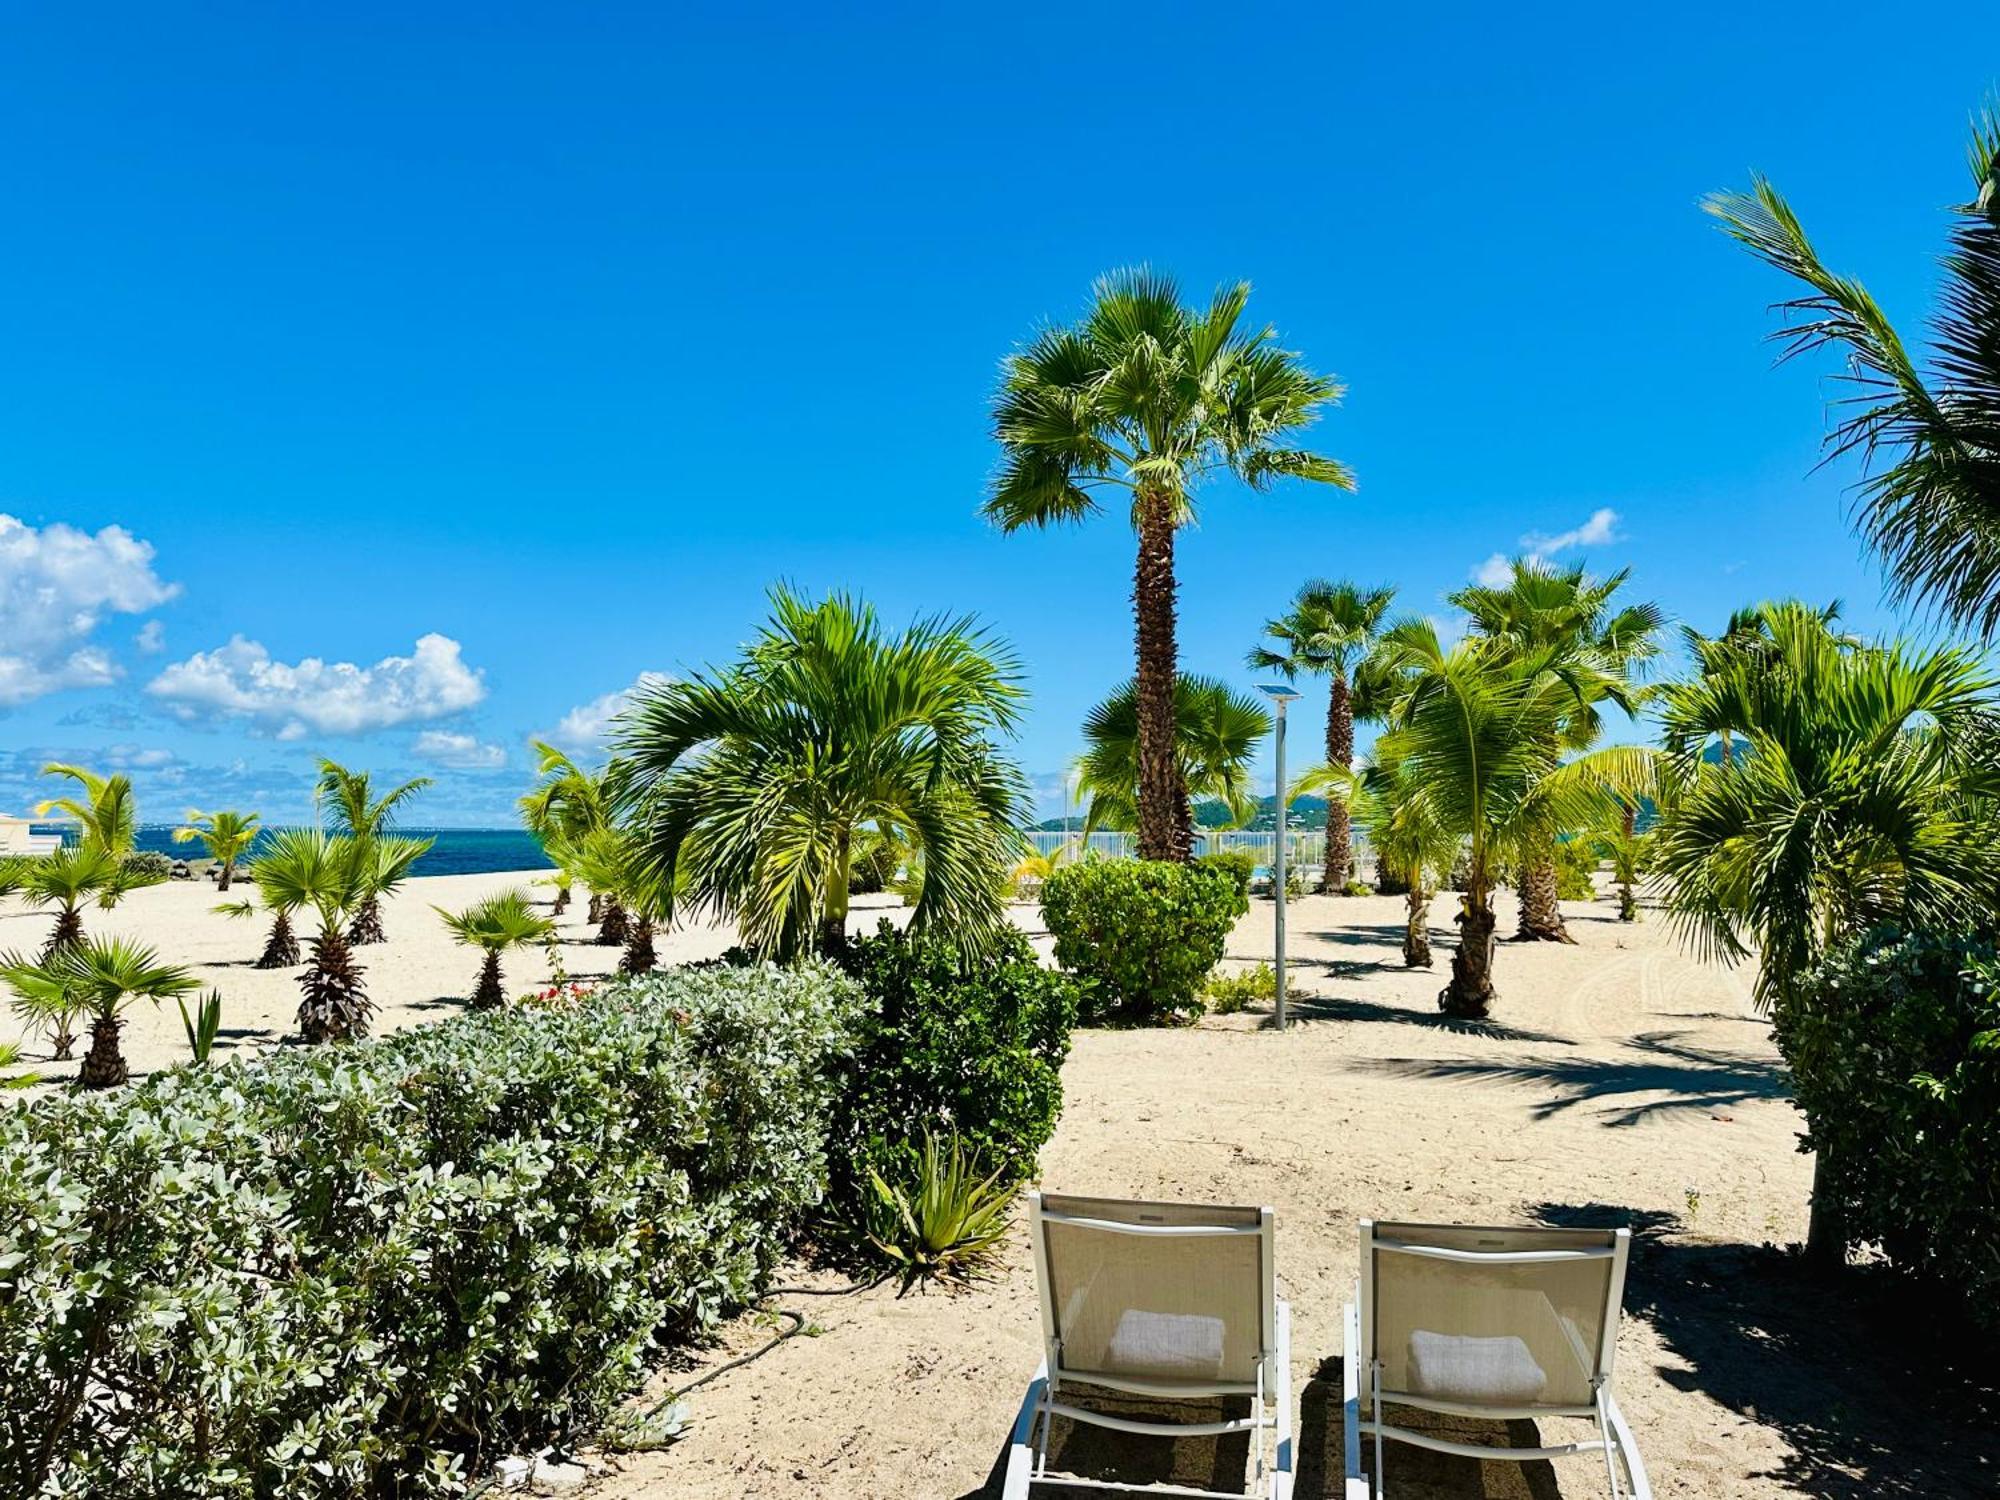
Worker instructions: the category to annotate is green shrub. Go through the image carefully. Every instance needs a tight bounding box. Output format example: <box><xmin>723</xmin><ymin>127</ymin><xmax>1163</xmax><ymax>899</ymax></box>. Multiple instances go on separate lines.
<box><xmin>1196</xmin><ymin>849</ymin><xmax>1257</xmax><ymax>910</ymax></box>
<box><xmin>0</xmin><ymin>962</ymin><xmax>861</xmax><ymax>1497</ymax></box>
<box><xmin>1204</xmin><ymin>962</ymin><xmax>1276</xmax><ymax>1015</ymax></box>
<box><xmin>1789</xmin><ymin>929</ymin><xmax>2000</xmax><ymax>1327</ymax></box>
<box><xmin>1554</xmin><ymin>838</ymin><xmax>1598</xmax><ymax>900</ymax></box>
<box><xmin>1042</xmin><ymin>859</ymin><xmax>1240</xmax><ymax>1024</ymax></box>
<box><xmin>833</xmin><ymin>922</ymin><xmax>1078</xmax><ymax>1207</ymax></box>
<box><xmin>121</xmin><ymin>849</ymin><xmax>174</xmax><ymax>880</ymax></box>
<box><xmin>1341</xmin><ymin>879</ymin><xmax>1373</xmax><ymax>897</ymax></box>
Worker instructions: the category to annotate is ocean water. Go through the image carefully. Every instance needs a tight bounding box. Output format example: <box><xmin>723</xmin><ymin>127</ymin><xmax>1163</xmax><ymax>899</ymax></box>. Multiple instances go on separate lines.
<box><xmin>120</xmin><ymin>826</ymin><xmax>552</xmax><ymax>878</ymax></box>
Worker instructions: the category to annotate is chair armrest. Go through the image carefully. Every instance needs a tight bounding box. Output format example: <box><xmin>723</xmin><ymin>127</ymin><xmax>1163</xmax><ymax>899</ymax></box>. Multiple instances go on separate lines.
<box><xmin>1270</xmin><ymin>1300</ymin><xmax>1293</xmax><ymax>1499</ymax></box>
<box><xmin>1000</xmin><ymin>1359</ymin><xmax>1049</xmax><ymax>1500</ymax></box>
<box><xmin>1342</xmin><ymin>1297</ymin><xmax>1369</xmax><ymax>1500</ymax></box>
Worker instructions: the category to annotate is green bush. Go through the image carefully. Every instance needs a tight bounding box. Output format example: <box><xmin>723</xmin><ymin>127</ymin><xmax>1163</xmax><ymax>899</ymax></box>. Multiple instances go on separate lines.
<box><xmin>1196</xmin><ymin>849</ymin><xmax>1257</xmax><ymax>909</ymax></box>
<box><xmin>1554</xmin><ymin>837</ymin><xmax>1598</xmax><ymax>900</ymax></box>
<box><xmin>0</xmin><ymin>962</ymin><xmax>862</xmax><ymax>1498</ymax></box>
<box><xmin>833</xmin><ymin>922</ymin><xmax>1078</xmax><ymax>1207</ymax></box>
<box><xmin>1789</xmin><ymin>929</ymin><xmax>2000</xmax><ymax>1327</ymax></box>
<box><xmin>1042</xmin><ymin>859</ymin><xmax>1241</xmax><ymax>1024</ymax></box>
<box><xmin>1204</xmin><ymin>962</ymin><xmax>1276</xmax><ymax>1015</ymax></box>
<box><xmin>121</xmin><ymin>849</ymin><xmax>174</xmax><ymax>880</ymax></box>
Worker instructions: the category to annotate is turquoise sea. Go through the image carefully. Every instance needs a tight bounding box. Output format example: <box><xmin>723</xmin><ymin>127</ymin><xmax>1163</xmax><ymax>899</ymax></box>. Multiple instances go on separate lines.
<box><xmin>115</xmin><ymin>826</ymin><xmax>552</xmax><ymax>878</ymax></box>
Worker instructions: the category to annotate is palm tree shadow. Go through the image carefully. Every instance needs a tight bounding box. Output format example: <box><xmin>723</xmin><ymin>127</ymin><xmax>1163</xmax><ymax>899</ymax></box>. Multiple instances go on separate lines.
<box><xmin>1526</xmin><ymin>1202</ymin><xmax>1998</xmax><ymax>1499</ymax></box>
<box><xmin>1290</xmin><ymin>991</ymin><xmax>1578</xmax><ymax>1047</ymax></box>
<box><xmin>1345</xmin><ymin>1030</ymin><xmax>1782</xmax><ymax>1125</ymax></box>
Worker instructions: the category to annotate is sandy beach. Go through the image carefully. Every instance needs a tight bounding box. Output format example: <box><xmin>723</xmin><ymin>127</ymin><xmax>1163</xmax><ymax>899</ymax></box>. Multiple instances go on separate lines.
<box><xmin>3</xmin><ymin>876</ymin><xmax>1988</xmax><ymax>1498</ymax></box>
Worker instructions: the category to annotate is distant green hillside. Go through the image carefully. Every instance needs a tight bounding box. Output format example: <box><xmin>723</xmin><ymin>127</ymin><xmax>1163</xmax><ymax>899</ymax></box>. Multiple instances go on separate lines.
<box><xmin>1033</xmin><ymin>793</ymin><xmax>1329</xmax><ymax>834</ymax></box>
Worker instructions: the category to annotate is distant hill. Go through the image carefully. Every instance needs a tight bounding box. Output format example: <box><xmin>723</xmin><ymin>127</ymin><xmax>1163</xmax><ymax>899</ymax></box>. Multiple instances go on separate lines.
<box><xmin>1033</xmin><ymin>793</ymin><xmax>1328</xmax><ymax>834</ymax></box>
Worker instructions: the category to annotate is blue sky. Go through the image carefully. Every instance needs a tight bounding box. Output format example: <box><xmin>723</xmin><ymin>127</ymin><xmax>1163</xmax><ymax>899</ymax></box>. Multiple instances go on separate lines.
<box><xmin>0</xmin><ymin>4</ymin><xmax>1991</xmax><ymax>825</ymax></box>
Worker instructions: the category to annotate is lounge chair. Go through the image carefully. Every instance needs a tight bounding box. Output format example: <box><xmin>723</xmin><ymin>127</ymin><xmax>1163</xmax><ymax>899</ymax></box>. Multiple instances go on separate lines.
<box><xmin>1340</xmin><ymin>1219</ymin><xmax>1651</xmax><ymax>1499</ymax></box>
<box><xmin>1002</xmin><ymin>1191</ymin><xmax>1293</xmax><ymax>1499</ymax></box>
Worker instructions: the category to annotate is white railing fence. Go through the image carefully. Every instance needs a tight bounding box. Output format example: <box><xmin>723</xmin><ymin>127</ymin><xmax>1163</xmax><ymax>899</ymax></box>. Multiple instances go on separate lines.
<box><xmin>1024</xmin><ymin>827</ymin><xmax>1367</xmax><ymax>874</ymax></box>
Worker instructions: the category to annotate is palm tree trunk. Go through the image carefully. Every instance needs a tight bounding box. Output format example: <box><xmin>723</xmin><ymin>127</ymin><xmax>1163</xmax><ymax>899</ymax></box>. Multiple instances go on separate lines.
<box><xmin>1404</xmin><ymin>886</ymin><xmax>1432</xmax><ymax>968</ymax></box>
<box><xmin>297</xmin><ymin>925</ymin><xmax>371</xmax><ymax>1042</ymax></box>
<box><xmin>1617</xmin><ymin>802</ymin><xmax>1639</xmax><ymax>922</ymax></box>
<box><xmin>1134</xmin><ymin>489</ymin><xmax>1189</xmax><ymax>863</ymax></box>
<box><xmin>42</xmin><ymin>907</ymin><xmax>83</xmax><ymax>960</ymax></box>
<box><xmin>1441</xmin><ymin>887</ymin><xmax>1497</xmax><ymax>1018</ymax></box>
<box><xmin>470</xmin><ymin>951</ymin><xmax>505</xmax><ymax>1010</ymax></box>
<box><xmin>348</xmin><ymin>895</ymin><xmax>387</xmax><ymax>946</ymax></box>
<box><xmin>49</xmin><ymin>1016</ymin><xmax>77</xmax><ymax>1062</ymax></box>
<box><xmin>817</xmin><ymin>830</ymin><xmax>852</xmax><ymax>957</ymax></box>
<box><xmin>256</xmin><ymin>911</ymin><xmax>300</xmax><ymax>969</ymax></box>
<box><xmin>78</xmin><ymin>1013</ymin><xmax>128</xmax><ymax>1090</ymax></box>
<box><xmin>1321</xmin><ymin>672</ymin><xmax>1354</xmax><ymax>893</ymax></box>
<box><xmin>596</xmin><ymin>898</ymin><xmax>629</xmax><ymax>946</ymax></box>
<box><xmin>587</xmin><ymin>891</ymin><xmax>604</xmax><ymax>924</ymax></box>
<box><xmin>552</xmin><ymin>885</ymin><xmax>570</xmax><ymax>916</ymax></box>
<box><xmin>1515</xmin><ymin>846</ymin><xmax>1574</xmax><ymax>943</ymax></box>
<box><xmin>217</xmin><ymin>860</ymin><xmax>233</xmax><ymax>893</ymax></box>
<box><xmin>620</xmin><ymin>918</ymin><xmax>658</xmax><ymax>975</ymax></box>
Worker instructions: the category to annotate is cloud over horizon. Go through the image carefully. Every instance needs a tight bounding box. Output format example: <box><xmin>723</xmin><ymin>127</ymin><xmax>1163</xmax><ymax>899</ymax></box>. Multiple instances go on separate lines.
<box><xmin>147</xmin><ymin>633</ymin><xmax>487</xmax><ymax>739</ymax></box>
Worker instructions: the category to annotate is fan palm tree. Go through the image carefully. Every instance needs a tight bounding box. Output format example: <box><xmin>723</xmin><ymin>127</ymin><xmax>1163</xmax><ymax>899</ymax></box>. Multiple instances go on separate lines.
<box><xmin>1</xmin><ymin>937</ymin><xmax>198</xmax><ymax>1089</ymax></box>
<box><xmin>435</xmin><ymin>890</ymin><xmax>555</xmax><ymax>1009</ymax></box>
<box><xmin>615</xmin><ymin>587</ymin><xmax>1029</xmax><ymax>961</ymax></box>
<box><xmin>250</xmin><ymin>827</ymin><xmax>374</xmax><ymax>1042</ymax></box>
<box><xmin>18</xmin><ymin>843</ymin><xmax>140</xmax><ymax>957</ymax></box>
<box><xmin>1450</xmin><ymin>560</ymin><xmax>1663</xmax><ymax>942</ymax></box>
<box><xmin>1352</xmin><ymin>756</ymin><xmax>1460</xmax><ymax>968</ymax></box>
<box><xmin>1248</xmin><ymin>580</ymin><xmax>1396</xmax><ymax>891</ymax></box>
<box><xmin>566</xmin><ymin>826</ymin><xmax>663</xmax><ymax>973</ymax></box>
<box><xmin>1648</xmin><ymin>601</ymin><xmax>2000</xmax><ymax>1263</ymax></box>
<box><xmin>1375</xmin><ymin>623</ymin><xmax>1649</xmax><ymax>1017</ymax></box>
<box><xmin>987</xmin><ymin>268</ymin><xmax>1353</xmax><ymax>862</ymax></box>
<box><xmin>215</xmin><ymin>890</ymin><xmax>303</xmax><ymax>969</ymax></box>
<box><xmin>1707</xmin><ymin>110</ymin><xmax>2000</xmax><ymax>637</ymax></box>
<box><xmin>170</xmin><ymin>808</ymin><xmax>261</xmax><ymax>891</ymax></box>
<box><xmin>34</xmin><ymin>763</ymin><xmax>138</xmax><ymax>856</ymax></box>
<box><xmin>1075</xmin><ymin>676</ymin><xmax>1272</xmax><ymax>836</ymax></box>
<box><xmin>1591</xmin><ymin>795</ymin><xmax>1651</xmax><ymax>923</ymax></box>
<box><xmin>316</xmin><ymin>761</ymin><xmax>432</xmax><ymax>943</ymax></box>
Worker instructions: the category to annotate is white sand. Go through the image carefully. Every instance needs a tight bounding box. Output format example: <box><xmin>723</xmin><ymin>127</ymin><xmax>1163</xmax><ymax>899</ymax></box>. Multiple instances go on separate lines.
<box><xmin>3</xmin><ymin>878</ymin><xmax>1978</xmax><ymax>1497</ymax></box>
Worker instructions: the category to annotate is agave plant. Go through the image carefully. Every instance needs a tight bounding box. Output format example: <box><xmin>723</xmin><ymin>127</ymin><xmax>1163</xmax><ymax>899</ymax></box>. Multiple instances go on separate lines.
<box><xmin>1</xmin><ymin>937</ymin><xmax>199</xmax><ymax>1089</ymax></box>
<box><xmin>864</xmin><ymin>1132</ymin><xmax>1018</xmax><ymax>1289</ymax></box>
<box><xmin>170</xmin><ymin>808</ymin><xmax>261</xmax><ymax>890</ymax></box>
<box><xmin>435</xmin><ymin>890</ymin><xmax>555</xmax><ymax>1009</ymax></box>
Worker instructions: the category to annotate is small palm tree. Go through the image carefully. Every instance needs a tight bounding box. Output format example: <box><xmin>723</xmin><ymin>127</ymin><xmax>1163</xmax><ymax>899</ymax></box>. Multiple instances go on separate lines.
<box><xmin>34</xmin><ymin>763</ymin><xmax>138</xmax><ymax>855</ymax></box>
<box><xmin>1076</xmin><ymin>676</ymin><xmax>1271</xmax><ymax>835</ymax></box>
<box><xmin>520</xmin><ymin>740</ymin><xmax>613</xmax><ymax>917</ymax></box>
<box><xmin>1351</xmin><ymin>757</ymin><xmax>1459</xmax><ymax>968</ymax></box>
<box><xmin>436</xmin><ymin>890</ymin><xmax>554</xmax><ymax>1009</ymax></box>
<box><xmin>2</xmin><ymin>953</ymin><xmax>83</xmax><ymax>1060</ymax></box>
<box><xmin>987</xmin><ymin>268</ymin><xmax>1353</xmax><ymax>861</ymax></box>
<box><xmin>348</xmin><ymin>835</ymin><xmax>432</xmax><ymax>946</ymax></box>
<box><xmin>1649</xmin><ymin>601</ymin><xmax>2000</xmax><ymax>1263</ymax></box>
<box><xmin>1591</xmin><ymin>795</ymin><xmax>1651</xmax><ymax>923</ymax></box>
<box><xmin>316</xmin><ymin>761</ymin><xmax>432</xmax><ymax>943</ymax></box>
<box><xmin>1</xmin><ymin>937</ymin><xmax>198</xmax><ymax>1089</ymax></box>
<box><xmin>170</xmin><ymin>808</ymin><xmax>261</xmax><ymax>890</ymax></box>
<box><xmin>1708</xmin><ymin>109</ymin><xmax>2000</xmax><ymax>638</ymax></box>
<box><xmin>616</xmin><ymin>587</ymin><xmax>1030</xmax><ymax>961</ymax></box>
<box><xmin>18</xmin><ymin>843</ymin><xmax>133</xmax><ymax>956</ymax></box>
<box><xmin>250</xmin><ymin>827</ymin><xmax>373</xmax><ymax>1042</ymax></box>
<box><xmin>1248</xmin><ymin>581</ymin><xmax>1396</xmax><ymax>891</ymax></box>
<box><xmin>567</xmin><ymin>827</ymin><xmax>660</xmax><ymax>972</ymax></box>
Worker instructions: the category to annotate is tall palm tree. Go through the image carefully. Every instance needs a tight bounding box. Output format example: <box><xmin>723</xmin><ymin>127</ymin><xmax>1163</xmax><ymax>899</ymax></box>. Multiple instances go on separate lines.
<box><xmin>435</xmin><ymin>890</ymin><xmax>554</xmax><ymax>1009</ymax></box>
<box><xmin>987</xmin><ymin>268</ymin><xmax>1353</xmax><ymax>862</ymax></box>
<box><xmin>170</xmin><ymin>808</ymin><xmax>261</xmax><ymax>891</ymax></box>
<box><xmin>250</xmin><ymin>827</ymin><xmax>373</xmax><ymax>1042</ymax></box>
<box><xmin>1</xmin><ymin>937</ymin><xmax>198</xmax><ymax>1089</ymax></box>
<box><xmin>1075</xmin><ymin>676</ymin><xmax>1272</xmax><ymax>836</ymax></box>
<box><xmin>34</xmin><ymin>763</ymin><xmax>139</xmax><ymax>856</ymax></box>
<box><xmin>1648</xmin><ymin>601</ymin><xmax>2000</xmax><ymax>1263</ymax></box>
<box><xmin>1450</xmin><ymin>560</ymin><xmax>1662</xmax><ymax>942</ymax></box>
<box><xmin>1707</xmin><ymin>109</ymin><xmax>2000</xmax><ymax>637</ymax></box>
<box><xmin>316</xmin><ymin>761</ymin><xmax>432</xmax><ymax>943</ymax></box>
<box><xmin>1375</xmin><ymin>622</ymin><xmax>1647</xmax><ymax>1017</ymax></box>
<box><xmin>1248</xmin><ymin>580</ymin><xmax>1396</xmax><ymax>891</ymax></box>
<box><xmin>615</xmin><ymin>587</ymin><xmax>1029</xmax><ymax>961</ymax></box>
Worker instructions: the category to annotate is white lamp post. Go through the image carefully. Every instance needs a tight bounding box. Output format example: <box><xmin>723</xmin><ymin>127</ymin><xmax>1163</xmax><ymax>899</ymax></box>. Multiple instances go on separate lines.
<box><xmin>1258</xmin><ymin>684</ymin><xmax>1302</xmax><ymax>1030</ymax></box>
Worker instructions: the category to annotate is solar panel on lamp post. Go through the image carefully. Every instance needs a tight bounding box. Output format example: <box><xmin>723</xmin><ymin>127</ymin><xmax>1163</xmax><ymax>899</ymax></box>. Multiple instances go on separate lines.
<box><xmin>1258</xmin><ymin>684</ymin><xmax>1302</xmax><ymax>1030</ymax></box>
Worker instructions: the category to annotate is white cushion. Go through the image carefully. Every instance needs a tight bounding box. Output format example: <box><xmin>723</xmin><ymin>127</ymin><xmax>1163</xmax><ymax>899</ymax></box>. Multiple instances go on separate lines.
<box><xmin>1407</xmin><ymin>1330</ymin><xmax>1549</xmax><ymax>1404</ymax></box>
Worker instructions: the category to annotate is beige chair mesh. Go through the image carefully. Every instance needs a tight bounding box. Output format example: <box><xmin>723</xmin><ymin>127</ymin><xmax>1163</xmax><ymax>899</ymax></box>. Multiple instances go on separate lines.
<box><xmin>1039</xmin><ymin>1194</ymin><xmax>1266</xmax><ymax>1386</ymax></box>
<box><xmin>1369</xmin><ymin>1223</ymin><xmax>1615</xmax><ymax>1410</ymax></box>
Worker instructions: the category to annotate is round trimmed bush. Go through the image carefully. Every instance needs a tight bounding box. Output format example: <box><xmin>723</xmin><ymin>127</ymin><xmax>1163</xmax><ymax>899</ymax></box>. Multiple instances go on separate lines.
<box><xmin>1041</xmin><ymin>859</ymin><xmax>1242</xmax><ymax>1024</ymax></box>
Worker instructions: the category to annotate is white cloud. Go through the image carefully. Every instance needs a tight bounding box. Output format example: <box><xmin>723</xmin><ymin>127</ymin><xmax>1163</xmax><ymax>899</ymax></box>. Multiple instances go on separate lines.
<box><xmin>147</xmin><ymin>632</ymin><xmax>486</xmax><ymax>738</ymax></box>
<box><xmin>545</xmin><ymin>671</ymin><xmax>672</xmax><ymax>751</ymax></box>
<box><xmin>412</xmin><ymin>729</ymin><xmax>506</xmax><ymax>770</ymax></box>
<box><xmin>0</xmin><ymin>515</ymin><xmax>179</xmax><ymax>704</ymax></box>
<box><xmin>134</xmin><ymin>619</ymin><xmax>166</xmax><ymax>653</ymax></box>
<box><xmin>1473</xmin><ymin>507</ymin><xmax>1621</xmax><ymax>585</ymax></box>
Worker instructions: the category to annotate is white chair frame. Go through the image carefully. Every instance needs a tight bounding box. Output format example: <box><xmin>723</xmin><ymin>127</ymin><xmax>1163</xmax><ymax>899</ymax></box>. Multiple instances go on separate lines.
<box><xmin>1002</xmin><ymin>1192</ymin><xmax>1294</xmax><ymax>1499</ymax></box>
<box><xmin>1340</xmin><ymin>1219</ymin><xmax>1651</xmax><ymax>1500</ymax></box>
